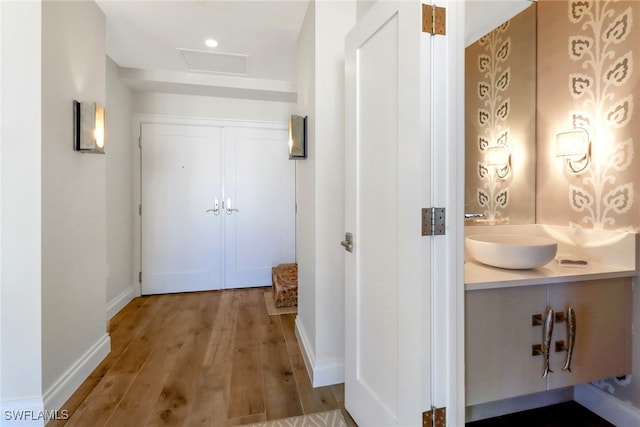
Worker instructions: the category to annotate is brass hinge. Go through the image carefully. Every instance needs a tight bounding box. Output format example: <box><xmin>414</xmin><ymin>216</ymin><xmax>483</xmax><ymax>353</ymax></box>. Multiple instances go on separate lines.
<box><xmin>422</xmin><ymin>207</ymin><xmax>446</xmax><ymax>236</ymax></box>
<box><xmin>138</xmin><ymin>272</ymin><xmax>142</xmax><ymax>283</ymax></box>
<box><xmin>423</xmin><ymin>407</ymin><xmax>446</xmax><ymax>427</ymax></box>
<box><xmin>422</xmin><ymin>4</ymin><xmax>446</xmax><ymax>35</ymax></box>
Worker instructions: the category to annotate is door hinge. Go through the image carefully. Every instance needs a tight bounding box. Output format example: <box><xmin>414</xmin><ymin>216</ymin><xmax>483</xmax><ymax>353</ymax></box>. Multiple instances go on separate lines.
<box><xmin>138</xmin><ymin>136</ymin><xmax>142</xmax><ymax>148</ymax></box>
<box><xmin>139</xmin><ymin>204</ymin><xmax>142</xmax><ymax>216</ymax></box>
<box><xmin>138</xmin><ymin>272</ymin><xmax>142</xmax><ymax>283</ymax></box>
<box><xmin>423</xmin><ymin>407</ymin><xmax>446</xmax><ymax>427</ymax></box>
<box><xmin>422</xmin><ymin>207</ymin><xmax>446</xmax><ymax>236</ymax></box>
<box><xmin>422</xmin><ymin>4</ymin><xmax>446</xmax><ymax>35</ymax></box>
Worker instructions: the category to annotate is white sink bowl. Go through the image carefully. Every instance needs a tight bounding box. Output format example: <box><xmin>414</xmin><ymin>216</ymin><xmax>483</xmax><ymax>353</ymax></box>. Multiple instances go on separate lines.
<box><xmin>465</xmin><ymin>234</ymin><xmax>558</xmax><ymax>269</ymax></box>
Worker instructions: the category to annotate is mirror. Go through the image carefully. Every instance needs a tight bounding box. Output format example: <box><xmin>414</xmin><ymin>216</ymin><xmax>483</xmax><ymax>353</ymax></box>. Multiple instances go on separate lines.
<box><xmin>465</xmin><ymin>2</ymin><xmax>536</xmax><ymax>225</ymax></box>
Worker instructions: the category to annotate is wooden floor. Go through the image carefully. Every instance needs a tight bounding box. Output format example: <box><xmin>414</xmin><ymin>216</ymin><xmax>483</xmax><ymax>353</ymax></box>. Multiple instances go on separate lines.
<box><xmin>50</xmin><ymin>287</ymin><xmax>357</xmax><ymax>427</ymax></box>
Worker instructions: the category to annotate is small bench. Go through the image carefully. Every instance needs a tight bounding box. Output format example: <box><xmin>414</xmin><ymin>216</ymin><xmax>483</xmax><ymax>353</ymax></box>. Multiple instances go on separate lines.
<box><xmin>272</xmin><ymin>263</ymin><xmax>298</xmax><ymax>308</ymax></box>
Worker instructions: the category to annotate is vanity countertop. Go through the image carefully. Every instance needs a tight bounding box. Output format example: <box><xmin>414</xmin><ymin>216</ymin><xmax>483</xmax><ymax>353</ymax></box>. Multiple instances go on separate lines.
<box><xmin>465</xmin><ymin>258</ymin><xmax>637</xmax><ymax>291</ymax></box>
<box><xmin>464</xmin><ymin>224</ymin><xmax>639</xmax><ymax>291</ymax></box>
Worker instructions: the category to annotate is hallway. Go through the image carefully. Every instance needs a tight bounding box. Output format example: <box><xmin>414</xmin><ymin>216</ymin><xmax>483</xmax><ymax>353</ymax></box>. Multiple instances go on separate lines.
<box><xmin>49</xmin><ymin>288</ymin><xmax>354</xmax><ymax>426</ymax></box>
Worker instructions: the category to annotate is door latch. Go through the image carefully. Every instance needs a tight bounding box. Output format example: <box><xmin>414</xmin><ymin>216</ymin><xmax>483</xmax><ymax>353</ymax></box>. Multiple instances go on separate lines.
<box><xmin>341</xmin><ymin>232</ymin><xmax>353</xmax><ymax>253</ymax></box>
<box><xmin>206</xmin><ymin>197</ymin><xmax>220</xmax><ymax>215</ymax></box>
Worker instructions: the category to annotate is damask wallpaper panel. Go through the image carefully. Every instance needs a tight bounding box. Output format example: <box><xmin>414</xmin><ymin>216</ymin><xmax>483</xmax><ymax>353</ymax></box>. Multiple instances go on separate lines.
<box><xmin>537</xmin><ymin>0</ymin><xmax>640</xmax><ymax>409</ymax></box>
<box><xmin>465</xmin><ymin>4</ymin><xmax>536</xmax><ymax>224</ymax></box>
<box><xmin>537</xmin><ymin>0</ymin><xmax>638</xmax><ymax>231</ymax></box>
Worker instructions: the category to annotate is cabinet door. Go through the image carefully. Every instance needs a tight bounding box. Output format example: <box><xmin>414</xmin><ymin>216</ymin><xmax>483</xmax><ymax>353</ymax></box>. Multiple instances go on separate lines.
<box><xmin>466</xmin><ymin>286</ymin><xmax>547</xmax><ymax>405</ymax></box>
<box><xmin>548</xmin><ymin>278</ymin><xmax>632</xmax><ymax>389</ymax></box>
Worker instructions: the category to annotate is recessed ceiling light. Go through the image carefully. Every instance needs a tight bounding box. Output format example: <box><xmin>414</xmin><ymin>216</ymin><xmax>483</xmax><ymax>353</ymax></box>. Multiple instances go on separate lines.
<box><xmin>205</xmin><ymin>39</ymin><xmax>218</xmax><ymax>48</ymax></box>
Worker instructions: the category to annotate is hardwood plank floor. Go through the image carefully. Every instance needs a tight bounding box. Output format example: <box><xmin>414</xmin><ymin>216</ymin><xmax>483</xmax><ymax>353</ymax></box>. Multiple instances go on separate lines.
<box><xmin>51</xmin><ymin>287</ymin><xmax>356</xmax><ymax>427</ymax></box>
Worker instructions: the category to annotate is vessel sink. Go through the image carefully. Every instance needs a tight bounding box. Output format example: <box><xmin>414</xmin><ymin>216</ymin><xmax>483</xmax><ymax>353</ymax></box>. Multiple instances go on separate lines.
<box><xmin>465</xmin><ymin>234</ymin><xmax>558</xmax><ymax>269</ymax></box>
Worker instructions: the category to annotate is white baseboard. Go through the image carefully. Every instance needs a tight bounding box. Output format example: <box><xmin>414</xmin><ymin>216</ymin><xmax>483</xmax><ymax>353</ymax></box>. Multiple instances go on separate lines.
<box><xmin>42</xmin><ymin>334</ymin><xmax>111</xmax><ymax>415</ymax></box>
<box><xmin>106</xmin><ymin>283</ymin><xmax>137</xmax><ymax>320</ymax></box>
<box><xmin>294</xmin><ymin>317</ymin><xmax>344</xmax><ymax>387</ymax></box>
<box><xmin>575</xmin><ymin>383</ymin><xmax>640</xmax><ymax>427</ymax></box>
<box><xmin>1</xmin><ymin>398</ymin><xmax>45</xmax><ymax>426</ymax></box>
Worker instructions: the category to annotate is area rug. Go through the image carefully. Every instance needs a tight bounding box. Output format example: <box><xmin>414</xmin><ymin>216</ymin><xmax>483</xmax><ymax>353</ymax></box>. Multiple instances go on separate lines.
<box><xmin>241</xmin><ymin>409</ymin><xmax>347</xmax><ymax>427</ymax></box>
<box><xmin>264</xmin><ymin>291</ymin><xmax>297</xmax><ymax>316</ymax></box>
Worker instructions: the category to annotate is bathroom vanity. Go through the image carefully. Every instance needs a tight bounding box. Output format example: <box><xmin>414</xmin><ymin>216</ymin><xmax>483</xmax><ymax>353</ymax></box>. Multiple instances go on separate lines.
<box><xmin>464</xmin><ymin>225</ymin><xmax>638</xmax><ymax>407</ymax></box>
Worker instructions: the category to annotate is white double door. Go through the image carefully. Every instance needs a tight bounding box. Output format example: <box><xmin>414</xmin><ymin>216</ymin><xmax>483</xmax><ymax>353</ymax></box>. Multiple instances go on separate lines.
<box><xmin>140</xmin><ymin>122</ymin><xmax>295</xmax><ymax>295</ymax></box>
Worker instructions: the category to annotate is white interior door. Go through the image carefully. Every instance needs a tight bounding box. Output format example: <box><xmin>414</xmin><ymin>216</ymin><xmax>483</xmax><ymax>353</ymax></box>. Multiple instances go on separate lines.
<box><xmin>223</xmin><ymin>126</ymin><xmax>295</xmax><ymax>288</ymax></box>
<box><xmin>141</xmin><ymin>123</ymin><xmax>223</xmax><ymax>294</ymax></box>
<box><xmin>343</xmin><ymin>1</ymin><xmax>526</xmax><ymax>425</ymax></box>
<box><xmin>141</xmin><ymin>121</ymin><xmax>295</xmax><ymax>295</ymax></box>
<box><xmin>344</xmin><ymin>2</ymin><xmax>433</xmax><ymax>425</ymax></box>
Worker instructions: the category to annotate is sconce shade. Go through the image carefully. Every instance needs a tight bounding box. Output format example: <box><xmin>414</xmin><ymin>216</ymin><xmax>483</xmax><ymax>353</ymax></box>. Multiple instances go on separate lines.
<box><xmin>556</xmin><ymin>127</ymin><xmax>590</xmax><ymax>173</ymax></box>
<box><xmin>486</xmin><ymin>144</ymin><xmax>511</xmax><ymax>179</ymax></box>
<box><xmin>556</xmin><ymin>128</ymin><xmax>589</xmax><ymax>158</ymax></box>
<box><xmin>288</xmin><ymin>114</ymin><xmax>307</xmax><ymax>159</ymax></box>
<box><xmin>73</xmin><ymin>100</ymin><xmax>105</xmax><ymax>154</ymax></box>
<box><xmin>486</xmin><ymin>145</ymin><xmax>509</xmax><ymax>166</ymax></box>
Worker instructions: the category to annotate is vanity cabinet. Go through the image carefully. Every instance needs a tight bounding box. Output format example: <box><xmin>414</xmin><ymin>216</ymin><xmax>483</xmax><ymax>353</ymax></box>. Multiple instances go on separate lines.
<box><xmin>465</xmin><ymin>278</ymin><xmax>631</xmax><ymax>406</ymax></box>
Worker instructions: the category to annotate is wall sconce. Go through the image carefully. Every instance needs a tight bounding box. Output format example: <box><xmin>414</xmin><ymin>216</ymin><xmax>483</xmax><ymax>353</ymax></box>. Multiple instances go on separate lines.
<box><xmin>288</xmin><ymin>114</ymin><xmax>307</xmax><ymax>159</ymax></box>
<box><xmin>73</xmin><ymin>100</ymin><xmax>105</xmax><ymax>154</ymax></box>
<box><xmin>556</xmin><ymin>127</ymin><xmax>590</xmax><ymax>174</ymax></box>
<box><xmin>486</xmin><ymin>144</ymin><xmax>511</xmax><ymax>179</ymax></box>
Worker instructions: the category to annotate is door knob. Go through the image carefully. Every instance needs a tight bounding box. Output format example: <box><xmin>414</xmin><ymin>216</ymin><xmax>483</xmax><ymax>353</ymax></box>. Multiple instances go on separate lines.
<box><xmin>226</xmin><ymin>198</ymin><xmax>240</xmax><ymax>215</ymax></box>
<box><xmin>341</xmin><ymin>232</ymin><xmax>353</xmax><ymax>253</ymax></box>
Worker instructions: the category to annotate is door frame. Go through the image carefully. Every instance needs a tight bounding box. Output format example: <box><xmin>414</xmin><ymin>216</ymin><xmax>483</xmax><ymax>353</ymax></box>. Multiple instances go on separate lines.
<box><xmin>132</xmin><ymin>114</ymin><xmax>289</xmax><ymax>296</ymax></box>
<box><xmin>433</xmin><ymin>1</ymin><xmax>465</xmax><ymax>424</ymax></box>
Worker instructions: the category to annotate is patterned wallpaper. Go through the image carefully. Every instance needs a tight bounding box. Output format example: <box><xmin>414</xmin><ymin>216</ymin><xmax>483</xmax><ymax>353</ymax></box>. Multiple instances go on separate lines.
<box><xmin>537</xmin><ymin>0</ymin><xmax>638</xmax><ymax>231</ymax></box>
<box><xmin>537</xmin><ymin>0</ymin><xmax>640</xmax><ymax>408</ymax></box>
<box><xmin>465</xmin><ymin>5</ymin><xmax>536</xmax><ymax>224</ymax></box>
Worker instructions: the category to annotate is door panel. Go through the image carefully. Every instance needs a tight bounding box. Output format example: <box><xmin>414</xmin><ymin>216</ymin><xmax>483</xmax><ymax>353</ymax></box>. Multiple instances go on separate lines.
<box><xmin>141</xmin><ymin>123</ymin><xmax>223</xmax><ymax>294</ymax></box>
<box><xmin>224</xmin><ymin>126</ymin><xmax>295</xmax><ymax>288</ymax></box>
<box><xmin>355</xmin><ymin>12</ymin><xmax>399</xmax><ymax>420</ymax></box>
<box><xmin>141</xmin><ymin>122</ymin><xmax>294</xmax><ymax>294</ymax></box>
<box><xmin>345</xmin><ymin>2</ymin><xmax>431</xmax><ymax>425</ymax></box>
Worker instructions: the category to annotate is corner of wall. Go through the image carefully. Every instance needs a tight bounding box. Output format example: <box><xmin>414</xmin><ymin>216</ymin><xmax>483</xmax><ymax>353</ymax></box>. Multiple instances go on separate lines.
<box><xmin>106</xmin><ymin>284</ymin><xmax>137</xmax><ymax>320</ymax></box>
<box><xmin>295</xmin><ymin>316</ymin><xmax>344</xmax><ymax>387</ymax></box>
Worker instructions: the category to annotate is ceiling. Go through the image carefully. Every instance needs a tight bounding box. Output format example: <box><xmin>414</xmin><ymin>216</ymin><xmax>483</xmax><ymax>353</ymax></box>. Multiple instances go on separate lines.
<box><xmin>95</xmin><ymin>0</ymin><xmax>310</xmax><ymax>102</ymax></box>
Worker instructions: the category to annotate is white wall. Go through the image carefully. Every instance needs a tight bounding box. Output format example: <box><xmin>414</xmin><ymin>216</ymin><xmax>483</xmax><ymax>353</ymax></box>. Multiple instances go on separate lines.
<box><xmin>356</xmin><ymin>0</ymin><xmax>375</xmax><ymax>20</ymax></box>
<box><xmin>295</xmin><ymin>0</ymin><xmax>356</xmax><ymax>386</ymax></box>
<box><xmin>0</xmin><ymin>0</ymin><xmax>44</xmax><ymax>418</ymax></box>
<box><xmin>133</xmin><ymin>92</ymin><xmax>295</xmax><ymax>122</ymax></box>
<box><xmin>105</xmin><ymin>57</ymin><xmax>135</xmax><ymax>316</ymax></box>
<box><xmin>41</xmin><ymin>0</ymin><xmax>110</xmax><ymax>412</ymax></box>
<box><xmin>295</xmin><ymin>0</ymin><xmax>318</xmax><ymax>377</ymax></box>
